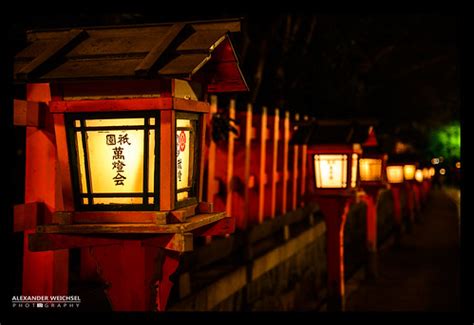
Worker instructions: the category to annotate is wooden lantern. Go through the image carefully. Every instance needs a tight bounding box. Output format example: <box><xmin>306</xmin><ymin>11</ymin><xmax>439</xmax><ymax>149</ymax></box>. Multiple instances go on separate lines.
<box><xmin>294</xmin><ymin>120</ymin><xmax>368</xmax><ymax>311</ymax></box>
<box><xmin>403</xmin><ymin>164</ymin><xmax>417</xmax><ymax>181</ymax></box>
<box><xmin>415</xmin><ymin>169</ymin><xmax>424</xmax><ymax>183</ymax></box>
<box><xmin>422</xmin><ymin>167</ymin><xmax>430</xmax><ymax>179</ymax></box>
<box><xmin>386</xmin><ymin>165</ymin><xmax>404</xmax><ymax>184</ymax></box>
<box><xmin>13</xmin><ymin>18</ymin><xmax>248</xmax><ymax>311</ymax></box>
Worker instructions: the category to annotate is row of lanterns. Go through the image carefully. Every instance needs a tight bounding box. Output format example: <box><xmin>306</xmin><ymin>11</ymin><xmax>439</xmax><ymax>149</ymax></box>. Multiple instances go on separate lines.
<box><xmin>312</xmin><ymin>151</ymin><xmax>435</xmax><ymax>190</ymax></box>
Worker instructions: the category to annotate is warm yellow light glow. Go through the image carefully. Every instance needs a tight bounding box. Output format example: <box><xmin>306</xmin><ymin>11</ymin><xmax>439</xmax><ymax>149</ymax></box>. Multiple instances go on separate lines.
<box><xmin>351</xmin><ymin>154</ymin><xmax>358</xmax><ymax>188</ymax></box>
<box><xmin>403</xmin><ymin>164</ymin><xmax>416</xmax><ymax>181</ymax></box>
<box><xmin>429</xmin><ymin>167</ymin><xmax>435</xmax><ymax>177</ymax></box>
<box><xmin>456</xmin><ymin>161</ymin><xmax>461</xmax><ymax>169</ymax></box>
<box><xmin>440</xmin><ymin>168</ymin><xmax>446</xmax><ymax>175</ymax></box>
<box><xmin>422</xmin><ymin>168</ymin><xmax>430</xmax><ymax>179</ymax></box>
<box><xmin>85</xmin><ymin>118</ymin><xmax>145</xmax><ymax>127</ymax></box>
<box><xmin>415</xmin><ymin>169</ymin><xmax>423</xmax><ymax>182</ymax></box>
<box><xmin>74</xmin><ymin>117</ymin><xmax>156</xmax><ymax>206</ymax></box>
<box><xmin>176</xmin><ymin>118</ymin><xmax>195</xmax><ymax>201</ymax></box>
<box><xmin>359</xmin><ymin>158</ymin><xmax>382</xmax><ymax>182</ymax></box>
<box><xmin>431</xmin><ymin>158</ymin><xmax>439</xmax><ymax>165</ymax></box>
<box><xmin>386</xmin><ymin>166</ymin><xmax>404</xmax><ymax>184</ymax></box>
<box><xmin>314</xmin><ymin>154</ymin><xmax>347</xmax><ymax>188</ymax></box>
<box><xmin>86</xmin><ymin>129</ymin><xmax>144</xmax><ymax>194</ymax></box>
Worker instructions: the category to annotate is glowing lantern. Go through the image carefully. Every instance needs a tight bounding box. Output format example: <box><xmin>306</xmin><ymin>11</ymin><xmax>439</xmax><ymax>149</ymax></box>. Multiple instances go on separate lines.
<box><xmin>422</xmin><ymin>168</ymin><xmax>430</xmax><ymax>179</ymax></box>
<box><xmin>68</xmin><ymin>112</ymin><xmax>201</xmax><ymax>211</ymax></box>
<box><xmin>300</xmin><ymin>123</ymin><xmax>363</xmax><ymax>311</ymax></box>
<box><xmin>386</xmin><ymin>166</ymin><xmax>404</xmax><ymax>184</ymax></box>
<box><xmin>359</xmin><ymin>158</ymin><xmax>383</xmax><ymax>182</ymax></box>
<box><xmin>69</xmin><ymin>114</ymin><xmax>158</xmax><ymax>209</ymax></box>
<box><xmin>403</xmin><ymin>164</ymin><xmax>416</xmax><ymax>181</ymax></box>
<box><xmin>415</xmin><ymin>169</ymin><xmax>423</xmax><ymax>183</ymax></box>
<box><xmin>13</xmin><ymin>19</ymin><xmax>248</xmax><ymax>229</ymax></box>
<box><xmin>429</xmin><ymin>167</ymin><xmax>436</xmax><ymax>177</ymax></box>
<box><xmin>313</xmin><ymin>152</ymin><xmax>360</xmax><ymax>189</ymax></box>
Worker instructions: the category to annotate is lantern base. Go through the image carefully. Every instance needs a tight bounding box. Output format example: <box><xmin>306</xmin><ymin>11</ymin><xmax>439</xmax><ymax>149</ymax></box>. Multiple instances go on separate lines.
<box><xmin>29</xmin><ymin>211</ymin><xmax>233</xmax><ymax>253</ymax></box>
<box><xmin>37</xmin><ymin>211</ymin><xmax>227</xmax><ymax>234</ymax></box>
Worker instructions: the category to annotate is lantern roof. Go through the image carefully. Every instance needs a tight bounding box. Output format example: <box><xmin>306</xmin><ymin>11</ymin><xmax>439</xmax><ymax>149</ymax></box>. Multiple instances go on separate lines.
<box><xmin>291</xmin><ymin>119</ymin><xmax>378</xmax><ymax>146</ymax></box>
<box><xmin>14</xmin><ymin>18</ymin><xmax>248</xmax><ymax>93</ymax></box>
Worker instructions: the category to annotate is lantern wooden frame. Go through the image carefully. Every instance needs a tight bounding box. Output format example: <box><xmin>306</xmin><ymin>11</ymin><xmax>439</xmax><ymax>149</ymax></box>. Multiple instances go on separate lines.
<box><xmin>307</xmin><ymin>144</ymin><xmax>362</xmax><ymax>196</ymax></box>
<box><xmin>359</xmin><ymin>153</ymin><xmax>388</xmax><ymax>186</ymax></box>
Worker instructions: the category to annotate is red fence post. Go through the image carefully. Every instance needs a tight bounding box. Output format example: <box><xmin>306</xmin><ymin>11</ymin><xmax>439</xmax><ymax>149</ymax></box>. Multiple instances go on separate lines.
<box><xmin>317</xmin><ymin>195</ymin><xmax>353</xmax><ymax>311</ymax></box>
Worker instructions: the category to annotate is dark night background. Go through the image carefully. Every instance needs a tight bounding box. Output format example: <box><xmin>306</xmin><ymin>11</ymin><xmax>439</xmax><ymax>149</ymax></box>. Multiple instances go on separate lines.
<box><xmin>7</xmin><ymin>12</ymin><xmax>460</xmax><ymax>159</ymax></box>
<box><xmin>2</xmin><ymin>11</ymin><xmax>465</xmax><ymax>319</ymax></box>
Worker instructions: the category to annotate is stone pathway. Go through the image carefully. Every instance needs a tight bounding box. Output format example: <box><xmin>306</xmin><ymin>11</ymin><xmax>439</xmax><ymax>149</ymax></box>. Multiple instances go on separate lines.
<box><xmin>345</xmin><ymin>189</ymin><xmax>460</xmax><ymax>311</ymax></box>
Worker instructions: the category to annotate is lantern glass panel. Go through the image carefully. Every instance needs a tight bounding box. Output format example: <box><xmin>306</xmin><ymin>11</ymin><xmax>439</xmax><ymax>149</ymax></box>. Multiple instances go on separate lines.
<box><xmin>359</xmin><ymin>158</ymin><xmax>382</xmax><ymax>182</ymax></box>
<box><xmin>386</xmin><ymin>166</ymin><xmax>404</xmax><ymax>183</ymax></box>
<box><xmin>69</xmin><ymin>114</ymin><xmax>158</xmax><ymax>210</ymax></box>
<box><xmin>404</xmin><ymin>164</ymin><xmax>416</xmax><ymax>180</ymax></box>
<box><xmin>314</xmin><ymin>154</ymin><xmax>348</xmax><ymax>188</ymax></box>
<box><xmin>176</xmin><ymin>113</ymin><xmax>199</xmax><ymax>204</ymax></box>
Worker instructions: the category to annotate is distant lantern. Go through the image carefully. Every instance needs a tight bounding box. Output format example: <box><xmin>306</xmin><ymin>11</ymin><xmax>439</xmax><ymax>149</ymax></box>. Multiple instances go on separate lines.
<box><xmin>415</xmin><ymin>169</ymin><xmax>423</xmax><ymax>183</ymax></box>
<box><xmin>422</xmin><ymin>168</ymin><xmax>430</xmax><ymax>179</ymax></box>
<box><xmin>359</xmin><ymin>158</ymin><xmax>383</xmax><ymax>182</ymax></box>
<box><xmin>403</xmin><ymin>164</ymin><xmax>416</xmax><ymax>181</ymax></box>
<box><xmin>313</xmin><ymin>152</ymin><xmax>359</xmax><ymax>189</ymax></box>
<box><xmin>386</xmin><ymin>166</ymin><xmax>404</xmax><ymax>184</ymax></box>
<box><xmin>429</xmin><ymin>167</ymin><xmax>436</xmax><ymax>177</ymax></box>
<box><xmin>299</xmin><ymin>122</ymin><xmax>364</xmax><ymax>310</ymax></box>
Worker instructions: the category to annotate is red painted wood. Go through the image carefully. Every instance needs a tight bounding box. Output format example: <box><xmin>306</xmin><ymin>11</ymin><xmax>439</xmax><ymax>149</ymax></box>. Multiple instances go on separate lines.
<box><xmin>155</xmin><ymin>251</ymin><xmax>180</xmax><ymax>311</ymax></box>
<box><xmin>90</xmin><ymin>241</ymin><xmax>154</xmax><ymax>311</ymax></box>
<box><xmin>405</xmin><ymin>182</ymin><xmax>415</xmax><ymax>224</ymax></box>
<box><xmin>363</xmin><ymin>127</ymin><xmax>378</xmax><ymax>147</ymax></box>
<box><xmin>201</xmin><ymin>38</ymin><xmax>248</xmax><ymax>93</ymax></box>
<box><xmin>421</xmin><ymin>181</ymin><xmax>431</xmax><ymax>204</ymax></box>
<box><xmin>192</xmin><ymin>216</ymin><xmax>235</xmax><ymax>237</ymax></box>
<box><xmin>49</xmin><ymin>97</ymin><xmax>209</xmax><ymax>113</ymax></box>
<box><xmin>28</xmin><ymin>233</ymin><xmax>123</xmax><ymax>251</ymax></box>
<box><xmin>60</xmin><ymin>79</ymin><xmax>172</xmax><ymax>99</ymax></box>
<box><xmin>231</xmin><ymin>108</ymin><xmax>252</xmax><ymax>230</ymax></box>
<box><xmin>14</xmin><ymin>202</ymin><xmax>44</xmax><ymax>232</ymax></box>
<box><xmin>22</xmin><ymin>83</ymin><xmax>69</xmax><ymax>296</ymax></box>
<box><xmin>359</xmin><ymin>192</ymin><xmax>377</xmax><ymax>252</ymax></box>
<box><xmin>53</xmin><ymin>114</ymin><xmax>75</xmax><ymax>211</ymax></box>
<box><xmin>390</xmin><ymin>185</ymin><xmax>402</xmax><ymax>226</ymax></box>
<box><xmin>412</xmin><ymin>183</ymin><xmax>422</xmax><ymax>212</ymax></box>
<box><xmin>160</xmin><ymin>110</ymin><xmax>175</xmax><ymax>211</ymax></box>
<box><xmin>316</xmin><ymin>195</ymin><xmax>354</xmax><ymax>310</ymax></box>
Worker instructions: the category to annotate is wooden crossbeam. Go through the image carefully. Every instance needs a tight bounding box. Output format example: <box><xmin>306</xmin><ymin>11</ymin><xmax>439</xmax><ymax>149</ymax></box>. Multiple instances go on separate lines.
<box><xmin>13</xmin><ymin>99</ymin><xmax>46</xmax><ymax>127</ymax></box>
<box><xmin>14</xmin><ymin>202</ymin><xmax>45</xmax><ymax>232</ymax></box>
